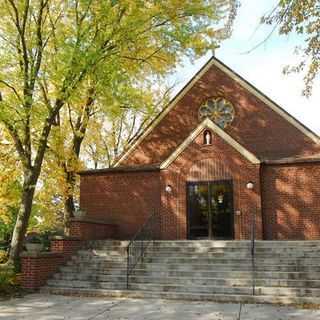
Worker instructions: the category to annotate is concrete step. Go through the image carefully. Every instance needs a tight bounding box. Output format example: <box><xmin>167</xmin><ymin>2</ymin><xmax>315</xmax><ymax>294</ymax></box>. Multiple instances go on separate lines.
<box><xmin>41</xmin><ymin>286</ymin><xmax>320</xmax><ymax>305</ymax></box>
<box><xmin>66</xmin><ymin>260</ymin><xmax>126</xmax><ymax>268</ymax></box>
<box><xmin>60</xmin><ymin>262</ymin><xmax>320</xmax><ymax>274</ymax></box>
<box><xmin>52</xmin><ymin>272</ymin><xmax>320</xmax><ymax>288</ymax></box>
<box><xmin>130</xmin><ymin>283</ymin><xmax>320</xmax><ymax>297</ymax></box>
<box><xmin>128</xmin><ymin>283</ymin><xmax>252</xmax><ymax>295</ymax></box>
<box><xmin>77</xmin><ymin>250</ymin><xmax>127</xmax><ymax>256</ymax></box>
<box><xmin>46</xmin><ymin>279</ymin><xmax>251</xmax><ymax>295</ymax></box>
<box><xmin>45</xmin><ymin>240</ymin><xmax>320</xmax><ymax>304</ymax></box>
<box><xmin>59</xmin><ymin>267</ymin><xmax>320</xmax><ymax>280</ymax></box>
<box><xmin>47</xmin><ymin>279</ymin><xmax>126</xmax><ymax>290</ymax></box>
<box><xmin>256</xmin><ymin>286</ymin><xmax>320</xmax><ymax>297</ymax></box>
<box><xmin>146</xmin><ymin>246</ymin><xmax>320</xmax><ymax>254</ymax></box>
<box><xmin>71</xmin><ymin>255</ymin><xmax>127</xmax><ymax>263</ymax></box>
<box><xmin>74</xmin><ymin>249</ymin><xmax>320</xmax><ymax>259</ymax></box>
<box><xmin>45</xmin><ymin>278</ymin><xmax>320</xmax><ymax>297</ymax></box>
<box><xmin>85</xmin><ymin>240</ymin><xmax>320</xmax><ymax>249</ymax></box>
<box><xmin>135</xmin><ymin>256</ymin><xmax>320</xmax><ymax>265</ymax></box>
<box><xmin>68</xmin><ymin>255</ymin><xmax>320</xmax><ymax>266</ymax></box>
<box><xmin>58</xmin><ymin>266</ymin><xmax>320</xmax><ymax>280</ymax></box>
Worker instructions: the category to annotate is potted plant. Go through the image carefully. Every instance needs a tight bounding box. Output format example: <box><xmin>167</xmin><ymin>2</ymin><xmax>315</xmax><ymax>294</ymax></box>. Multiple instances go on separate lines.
<box><xmin>25</xmin><ymin>234</ymin><xmax>43</xmax><ymax>253</ymax></box>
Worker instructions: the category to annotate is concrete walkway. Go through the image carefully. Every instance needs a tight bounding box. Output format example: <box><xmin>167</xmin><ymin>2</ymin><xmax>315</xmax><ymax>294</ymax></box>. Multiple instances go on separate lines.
<box><xmin>0</xmin><ymin>294</ymin><xmax>320</xmax><ymax>320</ymax></box>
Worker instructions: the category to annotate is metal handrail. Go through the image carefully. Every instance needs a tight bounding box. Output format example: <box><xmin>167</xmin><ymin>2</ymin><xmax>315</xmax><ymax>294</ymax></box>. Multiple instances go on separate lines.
<box><xmin>251</xmin><ymin>209</ymin><xmax>256</xmax><ymax>295</ymax></box>
<box><xmin>126</xmin><ymin>212</ymin><xmax>159</xmax><ymax>289</ymax></box>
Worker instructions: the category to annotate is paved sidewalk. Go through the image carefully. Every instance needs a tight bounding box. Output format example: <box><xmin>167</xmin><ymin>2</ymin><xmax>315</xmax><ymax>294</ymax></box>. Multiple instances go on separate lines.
<box><xmin>0</xmin><ymin>294</ymin><xmax>320</xmax><ymax>320</ymax></box>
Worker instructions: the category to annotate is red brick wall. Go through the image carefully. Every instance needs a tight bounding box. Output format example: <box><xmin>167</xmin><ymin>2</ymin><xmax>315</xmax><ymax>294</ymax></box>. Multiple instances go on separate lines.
<box><xmin>80</xmin><ymin>171</ymin><xmax>160</xmax><ymax>239</ymax></box>
<box><xmin>21</xmin><ymin>239</ymin><xmax>83</xmax><ymax>289</ymax></box>
<box><xmin>261</xmin><ymin>163</ymin><xmax>320</xmax><ymax>240</ymax></box>
<box><xmin>122</xmin><ymin>63</ymin><xmax>319</xmax><ymax>166</ymax></box>
<box><xmin>81</xmin><ymin>129</ymin><xmax>263</xmax><ymax>240</ymax></box>
<box><xmin>80</xmin><ymin>130</ymin><xmax>320</xmax><ymax>240</ymax></box>
<box><xmin>50</xmin><ymin>239</ymin><xmax>83</xmax><ymax>260</ymax></box>
<box><xmin>69</xmin><ymin>221</ymin><xmax>117</xmax><ymax>240</ymax></box>
<box><xmin>160</xmin><ymin>129</ymin><xmax>262</xmax><ymax>240</ymax></box>
<box><xmin>21</xmin><ymin>254</ymin><xmax>64</xmax><ymax>289</ymax></box>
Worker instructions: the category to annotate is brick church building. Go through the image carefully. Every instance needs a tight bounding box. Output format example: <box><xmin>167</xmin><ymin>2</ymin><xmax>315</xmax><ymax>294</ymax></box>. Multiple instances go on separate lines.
<box><xmin>79</xmin><ymin>57</ymin><xmax>320</xmax><ymax>241</ymax></box>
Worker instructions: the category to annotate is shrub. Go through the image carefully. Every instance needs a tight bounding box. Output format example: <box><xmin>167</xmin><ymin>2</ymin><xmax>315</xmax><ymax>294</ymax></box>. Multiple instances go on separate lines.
<box><xmin>0</xmin><ymin>250</ymin><xmax>8</xmax><ymax>264</ymax></box>
<box><xmin>0</xmin><ymin>266</ymin><xmax>19</xmax><ymax>296</ymax></box>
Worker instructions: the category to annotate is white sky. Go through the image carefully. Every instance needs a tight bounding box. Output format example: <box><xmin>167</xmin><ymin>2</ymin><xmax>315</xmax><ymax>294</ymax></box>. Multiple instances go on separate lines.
<box><xmin>172</xmin><ymin>0</ymin><xmax>320</xmax><ymax>135</ymax></box>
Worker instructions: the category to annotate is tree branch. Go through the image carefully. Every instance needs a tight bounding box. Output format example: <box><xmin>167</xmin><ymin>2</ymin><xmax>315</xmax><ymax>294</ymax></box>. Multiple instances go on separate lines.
<box><xmin>0</xmin><ymin>80</ymin><xmax>23</xmax><ymax>103</ymax></box>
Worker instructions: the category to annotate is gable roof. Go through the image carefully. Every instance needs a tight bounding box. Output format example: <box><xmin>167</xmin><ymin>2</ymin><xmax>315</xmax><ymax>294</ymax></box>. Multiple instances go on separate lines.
<box><xmin>116</xmin><ymin>56</ymin><xmax>320</xmax><ymax>167</ymax></box>
<box><xmin>160</xmin><ymin>118</ymin><xmax>260</xmax><ymax>169</ymax></box>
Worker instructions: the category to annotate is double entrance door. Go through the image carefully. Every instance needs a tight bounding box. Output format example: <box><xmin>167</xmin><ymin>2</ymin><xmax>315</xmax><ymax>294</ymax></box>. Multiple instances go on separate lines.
<box><xmin>187</xmin><ymin>180</ymin><xmax>234</xmax><ymax>239</ymax></box>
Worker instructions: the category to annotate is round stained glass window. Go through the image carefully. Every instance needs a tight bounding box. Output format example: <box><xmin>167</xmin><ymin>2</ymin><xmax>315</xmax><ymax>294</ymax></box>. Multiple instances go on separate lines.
<box><xmin>198</xmin><ymin>98</ymin><xmax>235</xmax><ymax>128</ymax></box>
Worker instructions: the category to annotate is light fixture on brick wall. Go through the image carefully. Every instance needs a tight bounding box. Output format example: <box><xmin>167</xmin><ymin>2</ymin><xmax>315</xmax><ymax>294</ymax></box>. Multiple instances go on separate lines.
<box><xmin>165</xmin><ymin>185</ymin><xmax>173</xmax><ymax>193</ymax></box>
<box><xmin>246</xmin><ymin>181</ymin><xmax>254</xmax><ymax>190</ymax></box>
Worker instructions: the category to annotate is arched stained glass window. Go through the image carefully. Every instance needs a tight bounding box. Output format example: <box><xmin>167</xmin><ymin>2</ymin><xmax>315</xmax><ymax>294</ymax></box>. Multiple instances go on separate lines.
<box><xmin>198</xmin><ymin>98</ymin><xmax>235</xmax><ymax>128</ymax></box>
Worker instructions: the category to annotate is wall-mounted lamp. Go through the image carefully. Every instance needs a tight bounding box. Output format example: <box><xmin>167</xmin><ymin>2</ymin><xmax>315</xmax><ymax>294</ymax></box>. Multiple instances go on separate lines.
<box><xmin>246</xmin><ymin>181</ymin><xmax>254</xmax><ymax>190</ymax></box>
<box><xmin>165</xmin><ymin>185</ymin><xmax>173</xmax><ymax>193</ymax></box>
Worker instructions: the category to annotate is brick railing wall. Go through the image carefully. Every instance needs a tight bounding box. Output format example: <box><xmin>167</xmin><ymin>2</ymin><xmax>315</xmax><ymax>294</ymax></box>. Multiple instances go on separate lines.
<box><xmin>50</xmin><ymin>237</ymin><xmax>84</xmax><ymax>262</ymax></box>
<box><xmin>20</xmin><ymin>219</ymin><xmax>117</xmax><ymax>289</ymax></box>
<box><xmin>20</xmin><ymin>238</ymin><xmax>83</xmax><ymax>289</ymax></box>
<box><xmin>69</xmin><ymin>217</ymin><xmax>118</xmax><ymax>240</ymax></box>
<box><xmin>20</xmin><ymin>252</ymin><xmax>64</xmax><ymax>289</ymax></box>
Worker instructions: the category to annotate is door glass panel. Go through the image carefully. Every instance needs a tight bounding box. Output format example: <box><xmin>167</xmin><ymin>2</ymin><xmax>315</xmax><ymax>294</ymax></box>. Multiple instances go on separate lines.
<box><xmin>209</xmin><ymin>182</ymin><xmax>233</xmax><ymax>239</ymax></box>
<box><xmin>187</xmin><ymin>180</ymin><xmax>234</xmax><ymax>240</ymax></box>
<box><xmin>188</xmin><ymin>183</ymin><xmax>209</xmax><ymax>239</ymax></box>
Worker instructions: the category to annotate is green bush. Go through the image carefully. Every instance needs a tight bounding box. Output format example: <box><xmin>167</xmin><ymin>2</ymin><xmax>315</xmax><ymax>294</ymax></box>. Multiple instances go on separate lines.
<box><xmin>0</xmin><ymin>250</ymin><xmax>8</xmax><ymax>264</ymax></box>
<box><xmin>0</xmin><ymin>266</ymin><xmax>19</xmax><ymax>296</ymax></box>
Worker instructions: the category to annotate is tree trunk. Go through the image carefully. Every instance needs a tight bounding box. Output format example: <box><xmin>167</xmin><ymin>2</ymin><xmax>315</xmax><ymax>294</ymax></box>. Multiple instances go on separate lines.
<box><xmin>7</xmin><ymin>108</ymin><xmax>60</xmax><ymax>267</ymax></box>
<box><xmin>61</xmin><ymin>92</ymin><xmax>94</xmax><ymax>235</ymax></box>
<box><xmin>63</xmin><ymin>171</ymin><xmax>76</xmax><ymax>236</ymax></box>
<box><xmin>7</xmin><ymin>170</ymin><xmax>37</xmax><ymax>268</ymax></box>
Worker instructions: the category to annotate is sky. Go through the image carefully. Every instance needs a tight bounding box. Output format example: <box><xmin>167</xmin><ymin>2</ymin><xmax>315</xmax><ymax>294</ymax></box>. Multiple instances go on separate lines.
<box><xmin>172</xmin><ymin>0</ymin><xmax>320</xmax><ymax>135</ymax></box>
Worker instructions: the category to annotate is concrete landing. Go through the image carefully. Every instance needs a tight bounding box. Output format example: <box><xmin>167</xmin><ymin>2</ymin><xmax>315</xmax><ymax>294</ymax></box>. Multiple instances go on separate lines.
<box><xmin>1</xmin><ymin>294</ymin><xmax>320</xmax><ymax>320</ymax></box>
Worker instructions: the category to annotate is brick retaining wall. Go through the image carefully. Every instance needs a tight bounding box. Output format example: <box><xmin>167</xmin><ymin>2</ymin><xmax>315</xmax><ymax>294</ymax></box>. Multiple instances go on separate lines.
<box><xmin>69</xmin><ymin>218</ymin><xmax>118</xmax><ymax>240</ymax></box>
<box><xmin>20</xmin><ymin>218</ymin><xmax>117</xmax><ymax>289</ymax></box>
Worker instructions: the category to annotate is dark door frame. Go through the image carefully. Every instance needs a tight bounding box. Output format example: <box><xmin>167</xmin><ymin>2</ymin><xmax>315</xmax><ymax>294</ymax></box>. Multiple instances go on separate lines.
<box><xmin>186</xmin><ymin>179</ymin><xmax>234</xmax><ymax>240</ymax></box>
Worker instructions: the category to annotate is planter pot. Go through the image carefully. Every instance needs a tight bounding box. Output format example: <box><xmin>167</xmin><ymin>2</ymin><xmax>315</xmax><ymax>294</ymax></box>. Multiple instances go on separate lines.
<box><xmin>25</xmin><ymin>243</ymin><xmax>43</xmax><ymax>253</ymax></box>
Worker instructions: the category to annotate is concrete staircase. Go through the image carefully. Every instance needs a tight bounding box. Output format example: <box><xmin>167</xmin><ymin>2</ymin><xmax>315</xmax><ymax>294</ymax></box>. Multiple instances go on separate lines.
<box><xmin>42</xmin><ymin>240</ymin><xmax>320</xmax><ymax>304</ymax></box>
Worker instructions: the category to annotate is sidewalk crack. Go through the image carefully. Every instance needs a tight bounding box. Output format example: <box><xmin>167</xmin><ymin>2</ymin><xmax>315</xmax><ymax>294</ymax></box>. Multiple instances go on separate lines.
<box><xmin>87</xmin><ymin>299</ymin><xmax>124</xmax><ymax>320</ymax></box>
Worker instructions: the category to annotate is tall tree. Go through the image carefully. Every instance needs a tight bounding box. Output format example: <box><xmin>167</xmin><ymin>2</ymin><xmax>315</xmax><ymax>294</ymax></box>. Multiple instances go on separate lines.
<box><xmin>262</xmin><ymin>0</ymin><xmax>320</xmax><ymax>96</ymax></box>
<box><xmin>0</xmin><ymin>0</ymin><xmax>238</xmax><ymax>266</ymax></box>
<box><xmin>0</xmin><ymin>129</ymin><xmax>21</xmax><ymax>242</ymax></box>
